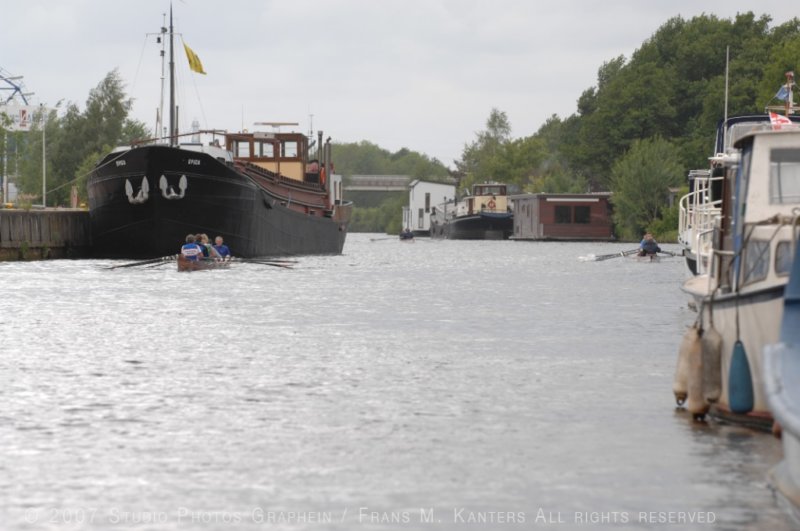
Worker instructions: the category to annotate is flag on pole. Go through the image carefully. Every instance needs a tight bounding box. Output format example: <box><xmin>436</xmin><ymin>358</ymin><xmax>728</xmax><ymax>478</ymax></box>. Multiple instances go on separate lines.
<box><xmin>769</xmin><ymin>112</ymin><xmax>792</xmax><ymax>130</ymax></box>
<box><xmin>183</xmin><ymin>42</ymin><xmax>207</xmax><ymax>75</ymax></box>
<box><xmin>775</xmin><ymin>85</ymin><xmax>791</xmax><ymax>102</ymax></box>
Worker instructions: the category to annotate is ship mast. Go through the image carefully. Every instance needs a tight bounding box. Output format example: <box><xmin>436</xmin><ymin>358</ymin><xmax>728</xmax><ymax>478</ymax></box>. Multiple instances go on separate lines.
<box><xmin>168</xmin><ymin>4</ymin><xmax>176</xmax><ymax>147</ymax></box>
<box><xmin>156</xmin><ymin>13</ymin><xmax>167</xmax><ymax>142</ymax></box>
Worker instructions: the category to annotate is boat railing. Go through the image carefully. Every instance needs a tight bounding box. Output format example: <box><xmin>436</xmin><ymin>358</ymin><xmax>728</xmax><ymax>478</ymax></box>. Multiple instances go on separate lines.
<box><xmin>678</xmin><ymin>174</ymin><xmax>723</xmax><ymax>252</ymax></box>
<box><xmin>695</xmin><ymin>227</ymin><xmax>716</xmax><ymax>275</ymax></box>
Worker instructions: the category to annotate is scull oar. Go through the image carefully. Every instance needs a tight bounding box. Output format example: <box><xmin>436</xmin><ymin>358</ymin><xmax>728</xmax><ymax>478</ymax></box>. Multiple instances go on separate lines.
<box><xmin>106</xmin><ymin>255</ymin><xmax>176</xmax><ymax>269</ymax></box>
<box><xmin>587</xmin><ymin>248</ymin><xmax>640</xmax><ymax>261</ymax></box>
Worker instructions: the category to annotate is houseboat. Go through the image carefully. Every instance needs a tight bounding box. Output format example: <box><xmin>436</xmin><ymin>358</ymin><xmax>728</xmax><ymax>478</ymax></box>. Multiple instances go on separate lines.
<box><xmin>401</xmin><ymin>180</ymin><xmax>455</xmax><ymax>236</ymax></box>
<box><xmin>87</xmin><ymin>9</ymin><xmax>351</xmax><ymax>259</ymax></box>
<box><xmin>429</xmin><ymin>182</ymin><xmax>512</xmax><ymax>240</ymax></box>
<box><xmin>677</xmin><ymin>123</ymin><xmax>800</xmax><ymax>428</ymax></box>
<box><xmin>509</xmin><ymin>193</ymin><xmax>614</xmax><ymax>241</ymax></box>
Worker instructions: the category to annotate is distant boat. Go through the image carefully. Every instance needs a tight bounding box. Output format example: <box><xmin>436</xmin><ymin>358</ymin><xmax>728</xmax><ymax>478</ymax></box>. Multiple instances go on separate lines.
<box><xmin>87</xmin><ymin>9</ymin><xmax>352</xmax><ymax>259</ymax></box>
<box><xmin>429</xmin><ymin>182</ymin><xmax>513</xmax><ymax>240</ymax></box>
<box><xmin>679</xmin><ymin>101</ymin><xmax>800</xmax><ymax>428</ymax></box>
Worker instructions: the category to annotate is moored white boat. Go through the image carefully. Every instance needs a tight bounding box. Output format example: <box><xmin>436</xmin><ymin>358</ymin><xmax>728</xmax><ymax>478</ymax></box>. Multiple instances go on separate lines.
<box><xmin>678</xmin><ymin>114</ymin><xmax>800</xmax><ymax>276</ymax></box>
<box><xmin>678</xmin><ymin>120</ymin><xmax>800</xmax><ymax>428</ymax></box>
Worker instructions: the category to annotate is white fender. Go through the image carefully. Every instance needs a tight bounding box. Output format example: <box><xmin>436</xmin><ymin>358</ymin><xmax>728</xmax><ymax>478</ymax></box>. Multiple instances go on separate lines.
<box><xmin>673</xmin><ymin>325</ymin><xmax>697</xmax><ymax>406</ymax></box>
<box><xmin>687</xmin><ymin>326</ymin><xmax>708</xmax><ymax>418</ymax></box>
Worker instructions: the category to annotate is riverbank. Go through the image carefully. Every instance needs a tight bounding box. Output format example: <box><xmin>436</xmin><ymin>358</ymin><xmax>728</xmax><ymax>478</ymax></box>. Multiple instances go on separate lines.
<box><xmin>0</xmin><ymin>208</ymin><xmax>91</xmax><ymax>260</ymax></box>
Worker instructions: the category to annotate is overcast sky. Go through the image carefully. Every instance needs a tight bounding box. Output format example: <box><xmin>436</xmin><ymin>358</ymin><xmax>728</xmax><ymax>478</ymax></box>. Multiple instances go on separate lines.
<box><xmin>2</xmin><ymin>1</ymin><xmax>798</xmax><ymax>167</ymax></box>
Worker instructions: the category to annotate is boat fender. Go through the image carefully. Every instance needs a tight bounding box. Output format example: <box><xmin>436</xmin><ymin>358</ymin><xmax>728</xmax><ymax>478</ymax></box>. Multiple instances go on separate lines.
<box><xmin>728</xmin><ymin>340</ymin><xmax>754</xmax><ymax>414</ymax></box>
<box><xmin>686</xmin><ymin>325</ymin><xmax>708</xmax><ymax>419</ymax></box>
<box><xmin>673</xmin><ymin>325</ymin><xmax>698</xmax><ymax>406</ymax></box>
<box><xmin>701</xmin><ymin>325</ymin><xmax>723</xmax><ymax>404</ymax></box>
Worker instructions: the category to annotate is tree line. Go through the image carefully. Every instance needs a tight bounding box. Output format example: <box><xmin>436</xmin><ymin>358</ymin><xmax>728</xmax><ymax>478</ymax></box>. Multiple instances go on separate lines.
<box><xmin>3</xmin><ymin>12</ymin><xmax>799</xmax><ymax>238</ymax></box>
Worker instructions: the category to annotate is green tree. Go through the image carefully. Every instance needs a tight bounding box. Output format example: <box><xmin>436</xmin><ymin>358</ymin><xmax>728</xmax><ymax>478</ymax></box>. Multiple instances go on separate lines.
<box><xmin>610</xmin><ymin>137</ymin><xmax>684</xmax><ymax>241</ymax></box>
<box><xmin>455</xmin><ymin>108</ymin><xmax>512</xmax><ymax>190</ymax></box>
<box><xmin>16</xmin><ymin>70</ymin><xmax>148</xmax><ymax>205</ymax></box>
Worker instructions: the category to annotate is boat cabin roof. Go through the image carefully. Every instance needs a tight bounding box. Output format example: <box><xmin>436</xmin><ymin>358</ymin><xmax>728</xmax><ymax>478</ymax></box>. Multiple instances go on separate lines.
<box><xmin>735</xmin><ymin>127</ymin><xmax>800</xmax><ymax>220</ymax></box>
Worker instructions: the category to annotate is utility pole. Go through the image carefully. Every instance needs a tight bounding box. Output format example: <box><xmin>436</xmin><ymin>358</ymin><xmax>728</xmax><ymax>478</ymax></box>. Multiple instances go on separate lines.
<box><xmin>41</xmin><ymin>103</ymin><xmax>46</xmax><ymax>207</ymax></box>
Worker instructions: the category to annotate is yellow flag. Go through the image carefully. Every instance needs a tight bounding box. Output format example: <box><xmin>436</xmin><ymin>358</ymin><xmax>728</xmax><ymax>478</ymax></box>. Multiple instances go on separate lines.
<box><xmin>183</xmin><ymin>42</ymin><xmax>207</xmax><ymax>75</ymax></box>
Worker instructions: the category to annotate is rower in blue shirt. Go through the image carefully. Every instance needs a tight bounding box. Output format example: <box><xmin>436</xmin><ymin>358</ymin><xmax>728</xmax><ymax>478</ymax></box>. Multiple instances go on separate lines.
<box><xmin>638</xmin><ymin>232</ymin><xmax>661</xmax><ymax>256</ymax></box>
<box><xmin>213</xmin><ymin>236</ymin><xmax>231</xmax><ymax>258</ymax></box>
<box><xmin>180</xmin><ymin>234</ymin><xmax>204</xmax><ymax>261</ymax></box>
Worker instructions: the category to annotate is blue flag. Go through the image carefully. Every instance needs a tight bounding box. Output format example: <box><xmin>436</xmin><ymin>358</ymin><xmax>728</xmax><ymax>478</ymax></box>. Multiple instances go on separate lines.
<box><xmin>776</xmin><ymin>85</ymin><xmax>790</xmax><ymax>101</ymax></box>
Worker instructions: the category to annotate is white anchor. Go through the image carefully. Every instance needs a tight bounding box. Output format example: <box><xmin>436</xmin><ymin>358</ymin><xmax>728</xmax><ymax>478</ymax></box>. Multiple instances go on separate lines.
<box><xmin>124</xmin><ymin>176</ymin><xmax>150</xmax><ymax>204</ymax></box>
<box><xmin>159</xmin><ymin>174</ymin><xmax>188</xmax><ymax>200</ymax></box>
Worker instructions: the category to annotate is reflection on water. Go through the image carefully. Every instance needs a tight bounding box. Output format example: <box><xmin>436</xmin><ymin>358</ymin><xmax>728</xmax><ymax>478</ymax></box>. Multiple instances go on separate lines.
<box><xmin>0</xmin><ymin>235</ymin><xmax>791</xmax><ymax>530</ymax></box>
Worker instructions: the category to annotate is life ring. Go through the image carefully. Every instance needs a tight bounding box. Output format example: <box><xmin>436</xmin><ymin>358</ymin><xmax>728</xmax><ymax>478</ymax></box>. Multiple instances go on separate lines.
<box><xmin>487</xmin><ymin>199</ymin><xmax>496</xmax><ymax>209</ymax></box>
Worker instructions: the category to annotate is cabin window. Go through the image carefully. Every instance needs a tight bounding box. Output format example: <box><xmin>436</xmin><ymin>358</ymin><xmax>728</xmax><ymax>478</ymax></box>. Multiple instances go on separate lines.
<box><xmin>741</xmin><ymin>239</ymin><xmax>770</xmax><ymax>286</ymax></box>
<box><xmin>770</xmin><ymin>149</ymin><xmax>800</xmax><ymax>203</ymax></box>
<box><xmin>555</xmin><ymin>205</ymin><xmax>571</xmax><ymax>224</ymax></box>
<box><xmin>258</xmin><ymin>142</ymin><xmax>275</xmax><ymax>158</ymax></box>
<box><xmin>776</xmin><ymin>241</ymin><xmax>794</xmax><ymax>276</ymax></box>
<box><xmin>574</xmin><ymin>206</ymin><xmax>591</xmax><ymax>224</ymax></box>
<box><xmin>282</xmin><ymin>141</ymin><xmax>298</xmax><ymax>158</ymax></box>
<box><xmin>425</xmin><ymin>193</ymin><xmax>431</xmax><ymax>213</ymax></box>
<box><xmin>235</xmin><ymin>141</ymin><xmax>250</xmax><ymax>158</ymax></box>
<box><xmin>418</xmin><ymin>208</ymin><xmax>424</xmax><ymax>229</ymax></box>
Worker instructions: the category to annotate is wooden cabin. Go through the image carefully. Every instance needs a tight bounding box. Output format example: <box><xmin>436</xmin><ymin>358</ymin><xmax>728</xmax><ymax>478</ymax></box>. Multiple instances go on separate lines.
<box><xmin>510</xmin><ymin>193</ymin><xmax>614</xmax><ymax>241</ymax></box>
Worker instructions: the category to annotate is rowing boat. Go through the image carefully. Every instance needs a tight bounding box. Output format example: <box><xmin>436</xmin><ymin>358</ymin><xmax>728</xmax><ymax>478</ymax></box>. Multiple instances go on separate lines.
<box><xmin>177</xmin><ymin>256</ymin><xmax>232</xmax><ymax>272</ymax></box>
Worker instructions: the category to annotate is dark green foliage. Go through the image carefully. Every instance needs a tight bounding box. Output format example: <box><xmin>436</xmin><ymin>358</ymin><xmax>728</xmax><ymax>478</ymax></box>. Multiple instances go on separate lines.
<box><xmin>610</xmin><ymin>137</ymin><xmax>684</xmax><ymax>241</ymax></box>
<box><xmin>332</xmin><ymin>141</ymin><xmax>449</xmax><ymax>180</ymax></box>
<box><xmin>15</xmin><ymin>70</ymin><xmax>148</xmax><ymax>205</ymax></box>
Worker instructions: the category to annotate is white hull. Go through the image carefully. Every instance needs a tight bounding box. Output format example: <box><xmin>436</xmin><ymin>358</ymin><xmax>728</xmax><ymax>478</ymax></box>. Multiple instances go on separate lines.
<box><xmin>764</xmin><ymin>342</ymin><xmax>800</xmax><ymax>520</ymax></box>
<box><xmin>683</xmin><ymin>276</ymin><xmax>784</xmax><ymax>416</ymax></box>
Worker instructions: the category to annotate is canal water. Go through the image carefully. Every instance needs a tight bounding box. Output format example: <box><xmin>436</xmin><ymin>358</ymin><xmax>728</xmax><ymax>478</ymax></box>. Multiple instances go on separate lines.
<box><xmin>0</xmin><ymin>234</ymin><xmax>792</xmax><ymax>530</ymax></box>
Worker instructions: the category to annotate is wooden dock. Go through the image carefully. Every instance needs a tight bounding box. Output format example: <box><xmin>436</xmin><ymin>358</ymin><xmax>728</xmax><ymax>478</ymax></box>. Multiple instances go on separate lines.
<box><xmin>0</xmin><ymin>209</ymin><xmax>91</xmax><ymax>260</ymax></box>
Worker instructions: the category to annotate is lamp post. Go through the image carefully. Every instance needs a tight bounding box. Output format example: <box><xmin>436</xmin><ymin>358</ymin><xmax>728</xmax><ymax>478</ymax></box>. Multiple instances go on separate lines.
<box><xmin>40</xmin><ymin>103</ymin><xmax>46</xmax><ymax>208</ymax></box>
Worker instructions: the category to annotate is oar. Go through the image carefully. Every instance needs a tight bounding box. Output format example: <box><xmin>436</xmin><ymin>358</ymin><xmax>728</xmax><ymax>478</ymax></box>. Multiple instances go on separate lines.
<box><xmin>246</xmin><ymin>260</ymin><xmax>294</xmax><ymax>269</ymax></box>
<box><xmin>233</xmin><ymin>257</ymin><xmax>298</xmax><ymax>265</ymax></box>
<box><xmin>591</xmin><ymin>248</ymin><xmax>640</xmax><ymax>261</ymax></box>
<box><xmin>658</xmin><ymin>250</ymin><xmax>679</xmax><ymax>257</ymax></box>
<box><xmin>370</xmin><ymin>237</ymin><xmax>395</xmax><ymax>242</ymax></box>
<box><xmin>106</xmin><ymin>255</ymin><xmax>176</xmax><ymax>269</ymax></box>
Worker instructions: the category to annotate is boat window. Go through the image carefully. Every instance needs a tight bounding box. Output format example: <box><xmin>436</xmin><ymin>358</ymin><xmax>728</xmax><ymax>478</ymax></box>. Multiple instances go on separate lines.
<box><xmin>776</xmin><ymin>241</ymin><xmax>794</xmax><ymax>276</ymax></box>
<box><xmin>555</xmin><ymin>205</ymin><xmax>571</xmax><ymax>224</ymax></box>
<box><xmin>574</xmin><ymin>206</ymin><xmax>591</xmax><ymax>224</ymax></box>
<box><xmin>258</xmin><ymin>142</ymin><xmax>275</xmax><ymax>158</ymax></box>
<box><xmin>741</xmin><ymin>239</ymin><xmax>770</xmax><ymax>286</ymax></box>
<box><xmin>282</xmin><ymin>141</ymin><xmax>298</xmax><ymax>158</ymax></box>
<box><xmin>770</xmin><ymin>149</ymin><xmax>800</xmax><ymax>204</ymax></box>
<box><xmin>235</xmin><ymin>141</ymin><xmax>250</xmax><ymax>158</ymax></box>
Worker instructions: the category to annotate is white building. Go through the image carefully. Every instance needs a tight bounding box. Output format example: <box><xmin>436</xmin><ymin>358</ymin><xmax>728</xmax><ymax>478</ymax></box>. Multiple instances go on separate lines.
<box><xmin>402</xmin><ymin>180</ymin><xmax>455</xmax><ymax>235</ymax></box>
